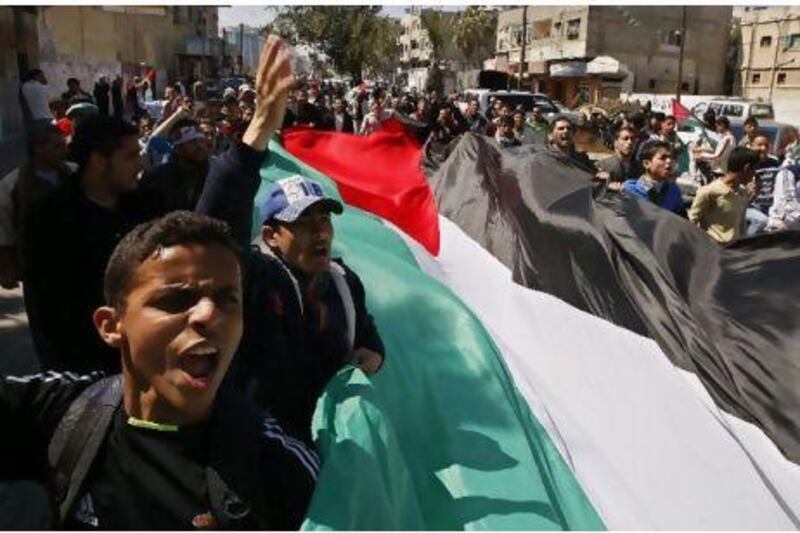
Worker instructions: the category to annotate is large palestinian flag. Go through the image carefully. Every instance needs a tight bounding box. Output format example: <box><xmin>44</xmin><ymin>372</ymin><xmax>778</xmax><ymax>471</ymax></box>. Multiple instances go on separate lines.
<box><xmin>257</xmin><ymin>123</ymin><xmax>800</xmax><ymax>530</ymax></box>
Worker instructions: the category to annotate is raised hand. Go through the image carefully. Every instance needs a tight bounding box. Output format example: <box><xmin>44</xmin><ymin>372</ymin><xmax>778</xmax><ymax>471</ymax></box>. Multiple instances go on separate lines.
<box><xmin>242</xmin><ymin>35</ymin><xmax>294</xmax><ymax>151</ymax></box>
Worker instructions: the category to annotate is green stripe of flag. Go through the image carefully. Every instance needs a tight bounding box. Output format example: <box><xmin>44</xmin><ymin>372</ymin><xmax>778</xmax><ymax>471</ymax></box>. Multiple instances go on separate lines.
<box><xmin>258</xmin><ymin>141</ymin><xmax>606</xmax><ymax>530</ymax></box>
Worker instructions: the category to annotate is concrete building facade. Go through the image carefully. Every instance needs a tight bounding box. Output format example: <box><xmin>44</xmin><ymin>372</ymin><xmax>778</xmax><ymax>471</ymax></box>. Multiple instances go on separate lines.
<box><xmin>0</xmin><ymin>6</ymin><xmax>219</xmax><ymax>174</ymax></box>
<box><xmin>35</xmin><ymin>6</ymin><xmax>219</xmax><ymax>100</ymax></box>
<box><xmin>495</xmin><ymin>6</ymin><xmax>732</xmax><ymax>105</ymax></box>
<box><xmin>736</xmin><ymin>6</ymin><xmax>800</xmax><ymax>114</ymax></box>
<box><xmin>399</xmin><ymin>8</ymin><xmax>433</xmax><ymax>69</ymax></box>
<box><xmin>398</xmin><ymin>7</ymin><xmax>468</xmax><ymax>91</ymax></box>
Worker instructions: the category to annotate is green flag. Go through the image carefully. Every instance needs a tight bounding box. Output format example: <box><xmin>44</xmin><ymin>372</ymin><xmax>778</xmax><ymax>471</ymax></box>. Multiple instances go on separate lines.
<box><xmin>258</xmin><ymin>142</ymin><xmax>604</xmax><ymax>530</ymax></box>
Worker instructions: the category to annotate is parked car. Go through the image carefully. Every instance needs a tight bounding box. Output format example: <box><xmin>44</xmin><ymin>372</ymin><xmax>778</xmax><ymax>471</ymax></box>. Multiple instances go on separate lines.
<box><xmin>678</xmin><ymin>116</ymin><xmax>793</xmax><ymax>155</ymax></box>
<box><xmin>731</xmin><ymin>120</ymin><xmax>795</xmax><ymax>154</ymax></box>
<box><xmin>691</xmin><ymin>98</ymin><xmax>775</xmax><ymax>122</ymax></box>
<box><xmin>463</xmin><ymin>89</ymin><xmax>562</xmax><ymax>119</ymax></box>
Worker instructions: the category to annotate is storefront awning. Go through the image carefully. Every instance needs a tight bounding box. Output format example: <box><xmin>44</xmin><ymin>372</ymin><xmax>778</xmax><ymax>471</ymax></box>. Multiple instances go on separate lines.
<box><xmin>527</xmin><ymin>61</ymin><xmax>548</xmax><ymax>75</ymax></box>
<box><xmin>549</xmin><ymin>60</ymin><xmax>587</xmax><ymax>78</ymax></box>
<box><xmin>586</xmin><ymin>56</ymin><xmax>630</xmax><ymax>78</ymax></box>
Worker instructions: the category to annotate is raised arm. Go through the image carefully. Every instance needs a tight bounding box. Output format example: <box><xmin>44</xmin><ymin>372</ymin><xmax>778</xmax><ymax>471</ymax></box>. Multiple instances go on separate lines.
<box><xmin>196</xmin><ymin>36</ymin><xmax>293</xmax><ymax>248</ymax></box>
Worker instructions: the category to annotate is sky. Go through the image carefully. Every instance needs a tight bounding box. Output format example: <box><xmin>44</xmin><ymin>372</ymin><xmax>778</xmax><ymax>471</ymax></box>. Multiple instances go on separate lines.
<box><xmin>218</xmin><ymin>5</ymin><xmax>464</xmax><ymax>30</ymax></box>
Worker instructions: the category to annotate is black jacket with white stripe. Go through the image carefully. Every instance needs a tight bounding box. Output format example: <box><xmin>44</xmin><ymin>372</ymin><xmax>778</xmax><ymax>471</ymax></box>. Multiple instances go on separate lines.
<box><xmin>196</xmin><ymin>142</ymin><xmax>384</xmax><ymax>445</ymax></box>
<box><xmin>0</xmin><ymin>371</ymin><xmax>318</xmax><ymax>529</ymax></box>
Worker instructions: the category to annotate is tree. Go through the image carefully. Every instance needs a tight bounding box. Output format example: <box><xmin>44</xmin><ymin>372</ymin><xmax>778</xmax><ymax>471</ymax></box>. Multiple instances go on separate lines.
<box><xmin>418</xmin><ymin>9</ymin><xmax>456</xmax><ymax>64</ymax></box>
<box><xmin>262</xmin><ymin>7</ymin><xmax>400</xmax><ymax>81</ymax></box>
<box><xmin>454</xmin><ymin>7</ymin><xmax>498</xmax><ymax>68</ymax></box>
<box><xmin>418</xmin><ymin>9</ymin><xmax>459</xmax><ymax>94</ymax></box>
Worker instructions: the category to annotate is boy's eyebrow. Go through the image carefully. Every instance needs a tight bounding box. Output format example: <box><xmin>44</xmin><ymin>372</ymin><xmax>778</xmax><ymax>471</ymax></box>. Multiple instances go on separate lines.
<box><xmin>155</xmin><ymin>282</ymin><xmax>240</xmax><ymax>294</ymax></box>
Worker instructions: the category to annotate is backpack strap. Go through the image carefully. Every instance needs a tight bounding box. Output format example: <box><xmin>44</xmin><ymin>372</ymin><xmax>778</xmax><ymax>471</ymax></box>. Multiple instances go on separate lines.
<box><xmin>48</xmin><ymin>375</ymin><xmax>123</xmax><ymax>523</ymax></box>
<box><xmin>329</xmin><ymin>262</ymin><xmax>356</xmax><ymax>353</ymax></box>
<box><xmin>206</xmin><ymin>389</ymin><xmax>272</xmax><ymax>529</ymax></box>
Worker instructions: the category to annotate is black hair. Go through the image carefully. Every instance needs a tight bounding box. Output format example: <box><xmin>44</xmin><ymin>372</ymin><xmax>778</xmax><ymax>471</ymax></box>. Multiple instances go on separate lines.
<box><xmin>548</xmin><ymin>114</ymin><xmax>575</xmax><ymax>133</ymax></box>
<box><xmin>628</xmin><ymin>111</ymin><xmax>647</xmax><ymax>130</ymax></box>
<box><xmin>715</xmin><ymin>116</ymin><xmax>730</xmax><ymax>129</ymax></box>
<box><xmin>640</xmin><ymin>140</ymin><xmax>672</xmax><ymax>161</ymax></box>
<box><xmin>615</xmin><ymin>125</ymin><xmax>637</xmax><ymax>140</ymax></box>
<box><xmin>22</xmin><ymin>69</ymin><xmax>44</xmax><ymax>83</ymax></box>
<box><xmin>499</xmin><ymin>115</ymin><xmax>515</xmax><ymax>127</ymax></box>
<box><xmin>104</xmin><ymin>211</ymin><xmax>242</xmax><ymax>310</ymax></box>
<box><xmin>67</xmin><ymin>77</ymin><xmax>80</xmax><ymax>86</ymax></box>
<box><xmin>69</xmin><ymin>115</ymin><xmax>139</xmax><ymax>173</ymax></box>
<box><xmin>743</xmin><ymin>116</ymin><xmax>759</xmax><ymax>128</ymax></box>
<box><xmin>753</xmin><ymin>129</ymin><xmax>772</xmax><ymax>142</ymax></box>
<box><xmin>726</xmin><ymin>147</ymin><xmax>759</xmax><ymax>173</ymax></box>
<box><xmin>26</xmin><ymin>124</ymin><xmax>62</xmax><ymax>158</ymax></box>
<box><xmin>664</xmin><ymin>115</ymin><xmax>676</xmax><ymax>122</ymax></box>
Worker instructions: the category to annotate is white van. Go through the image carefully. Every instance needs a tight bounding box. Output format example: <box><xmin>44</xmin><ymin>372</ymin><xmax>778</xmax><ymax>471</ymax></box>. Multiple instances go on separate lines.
<box><xmin>463</xmin><ymin>89</ymin><xmax>560</xmax><ymax>118</ymax></box>
<box><xmin>691</xmin><ymin>98</ymin><xmax>775</xmax><ymax>122</ymax></box>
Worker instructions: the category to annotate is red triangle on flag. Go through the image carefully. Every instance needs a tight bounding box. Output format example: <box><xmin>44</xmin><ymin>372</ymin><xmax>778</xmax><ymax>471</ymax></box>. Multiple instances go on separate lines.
<box><xmin>282</xmin><ymin>120</ymin><xmax>441</xmax><ymax>255</ymax></box>
<box><xmin>671</xmin><ymin>99</ymin><xmax>692</xmax><ymax>123</ymax></box>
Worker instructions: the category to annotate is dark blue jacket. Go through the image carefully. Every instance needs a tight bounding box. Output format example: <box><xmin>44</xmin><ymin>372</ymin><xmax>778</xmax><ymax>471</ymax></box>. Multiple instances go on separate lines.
<box><xmin>196</xmin><ymin>142</ymin><xmax>384</xmax><ymax>443</ymax></box>
<box><xmin>622</xmin><ymin>176</ymin><xmax>685</xmax><ymax>215</ymax></box>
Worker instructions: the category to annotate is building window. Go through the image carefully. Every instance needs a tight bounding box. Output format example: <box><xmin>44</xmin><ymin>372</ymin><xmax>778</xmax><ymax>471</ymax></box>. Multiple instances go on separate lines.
<box><xmin>566</xmin><ymin>19</ymin><xmax>581</xmax><ymax>40</ymax></box>
<box><xmin>512</xmin><ymin>28</ymin><xmax>520</xmax><ymax>46</ymax></box>
<box><xmin>533</xmin><ymin>19</ymin><xmax>551</xmax><ymax>40</ymax></box>
<box><xmin>664</xmin><ymin>29</ymin><xmax>682</xmax><ymax>47</ymax></box>
<box><xmin>649</xmin><ymin>79</ymin><xmax>656</xmax><ymax>89</ymax></box>
<box><xmin>554</xmin><ymin>21</ymin><xmax>562</xmax><ymax>35</ymax></box>
<box><xmin>752</xmin><ymin>73</ymin><xmax>761</xmax><ymax>84</ymax></box>
<box><xmin>777</xmin><ymin>72</ymin><xmax>787</xmax><ymax>85</ymax></box>
<box><xmin>760</xmin><ymin>35</ymin><xmax>772</xmax><ymax>47</ymax></box>
<box><xmin>789</xmin><ymin>34</ymin><xmax>800</xmax><ymax>50</ymax></box>
<box><xmin>681</xmin><ymin>81</ymin><xmax>690</xmax><ymax>91</ymax></box>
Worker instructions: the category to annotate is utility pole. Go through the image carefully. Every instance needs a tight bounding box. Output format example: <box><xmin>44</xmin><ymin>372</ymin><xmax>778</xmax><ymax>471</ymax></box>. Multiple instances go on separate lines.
<box><xmin>239</xmin><ymin>23</ymin><xmax>245</xmax><ymax>75</ymax></box>
<box><xmin>222</xmin><ymin>28</ymin><xmax>227</xmax><ymax>75</ymax></box>
<box><xmin>768</xmin><ymin>19</ymin><xmax>784</xmax><ymax>102</ymax></box>
<box><xmin>770</xmin><ymin>58</ymin><xmax>795</xmax><ymax>102</ymax></box>
<box><xmin>200</xmin><ymin>30</ymin><xmax>206</xmax><ymax>80</ymax></box>
<box><xmin>519</xmin><ymin>6</ymin><xmax>528</xmax><ymax>90</ymax></box>
<box><xmin>676</xmin><ymin>6</ymin><xmax>687</xmax><ymax>102</ymax></box>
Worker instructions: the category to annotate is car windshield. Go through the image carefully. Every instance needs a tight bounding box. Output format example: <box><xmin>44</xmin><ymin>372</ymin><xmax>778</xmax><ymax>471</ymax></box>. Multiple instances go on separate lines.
<box><xmin>494</xmin><ymin>94</ymin><xmax>557</xmax><ymax>113</ymax></box>
<box><xmin>749</xmin><ymin>104</ymin><xmax>774</xmax><ymax>119</ymax></box>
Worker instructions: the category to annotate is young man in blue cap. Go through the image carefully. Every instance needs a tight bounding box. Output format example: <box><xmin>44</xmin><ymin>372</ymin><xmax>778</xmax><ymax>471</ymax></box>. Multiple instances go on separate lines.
<box><xmin>197</xmin><ymin>59</ymin><xmax>384</xmax><ymax>447</ymax></box>
<box><xmin>258</xmin><ymin>176</ymin><xmax>384</xmax><ymax>378</ymax></box>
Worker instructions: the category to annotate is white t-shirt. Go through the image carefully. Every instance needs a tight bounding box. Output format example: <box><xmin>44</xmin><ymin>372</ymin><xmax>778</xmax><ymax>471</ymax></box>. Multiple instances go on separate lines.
<box><xmin>21</xmin><ymin>80</ymin><xmax>54</xmax><ymax>121</ymax></box>
<box><xmin>359</xmin><ymin>110</ymin><xmax>394</xmax><ymax>136</ymax></box>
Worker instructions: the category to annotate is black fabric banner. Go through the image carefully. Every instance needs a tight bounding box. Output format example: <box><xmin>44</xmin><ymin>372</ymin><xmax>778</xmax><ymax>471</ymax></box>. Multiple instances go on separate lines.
<box><xmin>424</xmin><ymin>133</ymin><xmax>800</xmax><ymax>464</ymax></box>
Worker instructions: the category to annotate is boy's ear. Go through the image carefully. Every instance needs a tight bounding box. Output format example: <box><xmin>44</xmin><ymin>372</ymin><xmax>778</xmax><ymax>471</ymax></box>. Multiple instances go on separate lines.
<box><xmin>261</xmin><ymin>224</ymin><xmax>280</xmax><ymax>249</ymax></box>
<box><xmin>93</xmin><ymin>306</ymin><xmax>123</xmax><ymax>348</ymax></box>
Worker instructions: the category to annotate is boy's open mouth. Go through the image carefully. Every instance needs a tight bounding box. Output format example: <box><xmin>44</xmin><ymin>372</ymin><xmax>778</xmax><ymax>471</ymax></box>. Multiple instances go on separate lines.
<box><xmin>178</xmin><ymin>344</ymin><xmax>220</xmax><ymax>389</ymax></box>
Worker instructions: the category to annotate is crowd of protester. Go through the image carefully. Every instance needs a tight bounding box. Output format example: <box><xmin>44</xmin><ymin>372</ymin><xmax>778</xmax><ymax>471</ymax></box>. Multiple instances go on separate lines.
<box><xmin>272</xmin><ymin>79</ymin><xmax>800</xmax><ymax>247</ymax></box>
<box><xmin>0</xmin><ymin>32</ymin><xmax>799</xmax><ymax>528</ymax></box>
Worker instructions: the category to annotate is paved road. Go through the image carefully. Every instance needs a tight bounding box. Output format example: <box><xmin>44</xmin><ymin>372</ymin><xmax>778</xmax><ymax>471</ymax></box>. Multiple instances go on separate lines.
<box><xmin>0</xmin><ymin>286</ymin><xmax>39</xmax><ymax>375</ymax></box>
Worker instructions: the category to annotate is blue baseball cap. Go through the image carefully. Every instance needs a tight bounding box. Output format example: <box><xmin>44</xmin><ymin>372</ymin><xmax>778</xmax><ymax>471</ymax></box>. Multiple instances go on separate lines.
<box><xmin>259</xmin><ymin>175</ymin><xmax>344</xmax><ymax>224</ymax></box>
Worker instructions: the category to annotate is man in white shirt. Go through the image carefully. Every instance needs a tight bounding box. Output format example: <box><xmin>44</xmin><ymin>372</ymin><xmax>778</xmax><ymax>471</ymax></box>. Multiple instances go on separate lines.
<box><xmin>21</xmin><ymin>69</ymin><xmax>54</xmax><ymax>125</ymax></box>
<box><xmin>767</xmin><ymin>160</ymin><xmax>800</xmax><ymax>231</ymax></box>
<box><xmin>359</xmin><ymin>99</ymin><xmax>396</xmax><ymax>136</ymax></box>
<box><xmin>693</xmin><ymin>116</ymin><xmax>735</xmax><ymax>173</ymax></box>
